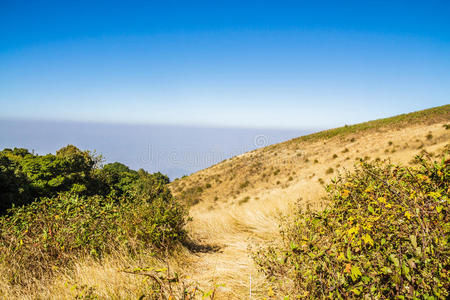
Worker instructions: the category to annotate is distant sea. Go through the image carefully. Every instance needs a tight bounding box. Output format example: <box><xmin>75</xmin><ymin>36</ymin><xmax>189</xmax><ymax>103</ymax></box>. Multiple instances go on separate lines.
<box><xmin>0</xmin><ymin>120</ymin><xmax>316</xmax><ymax>180</ymax></box>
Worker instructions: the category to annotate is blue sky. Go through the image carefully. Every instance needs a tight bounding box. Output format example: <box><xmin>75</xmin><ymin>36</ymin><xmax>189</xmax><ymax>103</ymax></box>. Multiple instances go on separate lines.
<box><xmin>1</xmin><ymin>0</ymin><xmax>449</xmax><ymax>129</ymax></box>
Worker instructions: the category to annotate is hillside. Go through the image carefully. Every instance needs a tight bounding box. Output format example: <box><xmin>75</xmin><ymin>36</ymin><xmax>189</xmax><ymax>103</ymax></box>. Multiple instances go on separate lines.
<box><xmin>170</xmin><ymin>105</ymin><xmax>450</xmax><ymax>298</ymax></box>
<box><xmin>1</xmin><ymin>106</ymin><xmax>447</xmax><ymax>299</ymax></box>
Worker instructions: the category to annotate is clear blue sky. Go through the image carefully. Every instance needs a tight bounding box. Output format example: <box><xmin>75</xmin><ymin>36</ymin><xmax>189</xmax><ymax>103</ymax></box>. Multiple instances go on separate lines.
<box><xmin>1</xmin><ymin>0</ymin><xmax>449</xmax><ymax>129</ymax></box>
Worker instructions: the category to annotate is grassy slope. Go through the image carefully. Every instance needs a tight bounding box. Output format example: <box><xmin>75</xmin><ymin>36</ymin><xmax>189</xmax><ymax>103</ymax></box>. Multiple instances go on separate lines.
<box><xmin>169</xmin><ymin>105</ymin><xmax>449</xmax><ymax>298</ymax></box>
<box><xmin>292</xmin><ymin>104</ymin><xmax>450</xmax><ymax>142</ymax></box>
<box><xmin>171</xmin><ymin>104</ymin><xmax>449</xmax><ymax>207</ymax></box>
<box><xmin>4</xmin><ymin>106</ymin><xmax>447</xmax><ymax>298</ymax></box>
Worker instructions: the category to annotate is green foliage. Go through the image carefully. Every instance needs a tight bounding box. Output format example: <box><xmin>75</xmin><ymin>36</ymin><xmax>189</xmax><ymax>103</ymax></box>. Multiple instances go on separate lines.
<box><xmin>0</xmin><ymin>190</ymin><xmax>186</xmax><ymax>285</ymax></box>
<box><xmin>0</xmin><ymin>145</ymin><xmax>173</xmax><ymax>214</ymax></box>
<box><xmin>254</xmin><ymin>149</ymin><xmax>450</xmax><ymax>299</ymax></box>
<box><xmin>178</xmin><ymin>183</ymin><xmax>204</xmax><ymax>206</ymax></box>
<box><xmin>94</xmin><ymin>162</ymin><xmax>169</xmax><ymax>199</ymax></box>
<box><xmin>0</xmin><ymin>154</ymin><xmax>31</xmax><ymax>212</ymax></box>
<box><xmin>0</xmin><ymin>145</ymin><xmax>187</xmax><ymax>286</ymax></box>
<box><xmin>0</xmin><ymin>146</ymin><xmax>99</xmax><ymax>212</ymax></box>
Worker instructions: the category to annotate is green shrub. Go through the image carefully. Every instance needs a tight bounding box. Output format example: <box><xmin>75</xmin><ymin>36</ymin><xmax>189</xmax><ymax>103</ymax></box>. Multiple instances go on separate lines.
<box><xmin>239</xmin><ymin>196</ymin><xmax>250</xmax><ymax>205</ymax></box>
<box><xmin>326</xmin><ymin>167</ymin><xmax>334</xmax><ymax>174</ymax></box>
<box><xmin>254</xmin><ymin>149</ymin><xmax>450</xmax><ymax>299</ymax></box>
<box><xmin>0</xmin><ymin>146</ymin><xmax>99</xmax><ymax>212</ymax></box>
<box><xmin>0</xmin><ymin>146</ymin><xmax>173</xmax><ymax>213</ymax></box>
<box><xmin>179</xmin><ymin>184</ymin><xmax>203</xmax><ymax>206</ymax></box>
<box><xmin>0</xmin><ymin>146</ymin><xmax>187</xmax><ymax>286</ymax></box>
<box><xmin>240</xmin><ymin>180</ymin><xmax>250</xmax><ymax>189</ymax></box>
<box><xmin>0</xmin><ymin>191</ymin><xmax>186</xmax><ymax>285</ymax></box>
<box><xmin>0</xmin><ymin>154</ymin><xmax>32</xmax><ymax>212</ymax></box>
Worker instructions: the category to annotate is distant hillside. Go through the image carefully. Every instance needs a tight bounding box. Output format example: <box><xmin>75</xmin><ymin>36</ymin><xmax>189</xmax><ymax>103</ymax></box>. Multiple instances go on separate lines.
<box><xmin>171</xmin><ymin>104</ymin><xmax>450</xmax><ymax>208</ymax></box>
<box><xmin>165</xmin><ymin>105</ymin><xmax>449</xmax><ymax>298</ymax></box>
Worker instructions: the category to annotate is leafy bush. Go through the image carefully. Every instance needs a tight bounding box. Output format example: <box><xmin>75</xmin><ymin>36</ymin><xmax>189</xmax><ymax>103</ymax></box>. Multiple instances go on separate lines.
<box><xmin>0</xmin><ymin>146</ymin><xmax>187</xmax><ymax>286</ymax></box>
<box><xmin>0</xmin><ymin>190</ymin><xmax>186</xmax><ymax>285</ymax></box>
<box><xmin>0</xmin><ymin>146</ymin><xmax>100</xmax><ymax>212</ymax></box>
<box><xmin>0</xmin><ymin>154</ymin><xmax>31</xmax><ymax>212</ymax></box>
<box><xmin>0</xmin><ymin>145</ymin><xmax>173</xmax><ymax>214</ymax></box>
<box><xmin>254</xmin><ymin>149</ymin><xmax>449</xmax><ymax>299</ymax></box>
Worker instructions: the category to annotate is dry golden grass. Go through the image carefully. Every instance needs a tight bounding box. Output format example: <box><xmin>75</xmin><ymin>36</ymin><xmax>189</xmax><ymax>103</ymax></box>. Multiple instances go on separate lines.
<box><xmin>1</xmin><ymin>105</ymin><xmax>449</xmax><ymax>299</ymax></box>
<box><xmin>170</xmin><ymin>107</ymin><xmax>449</xmax><ymax>298</ymax></box>
<box><xmin>0</xmin><ymin>246</ymin><xmax>205</xmax><ymax>299</ymax></box>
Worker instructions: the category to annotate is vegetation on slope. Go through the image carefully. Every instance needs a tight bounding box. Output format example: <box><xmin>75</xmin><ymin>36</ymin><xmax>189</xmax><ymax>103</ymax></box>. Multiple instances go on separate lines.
<box><xmin>0</xmin><ymin>146</ymin><xmax>187</xmax><ymax>290</ymax></box>
<box><xmin>0</xmin><ymin>145</ymin><xmax>175</xmax><ymax>213</ymax></box>
<box><xmin>171</xmin><ymin>105</ymin><xmax>449</xmax><ymax>209</ymax></box>
<box><xmin>0</xmin><ymin>106</ymin><xmax>448</xmax><ymax>298</ymax></box>
<box><xmin>291</xmin><ymin>104</ymin><xmax>450</xmax><ymax>143</ymax></box>
<box><xmin>254</xmin><ymin>147</ymin><xmax>450</xmax><ymax>299</ymax></box>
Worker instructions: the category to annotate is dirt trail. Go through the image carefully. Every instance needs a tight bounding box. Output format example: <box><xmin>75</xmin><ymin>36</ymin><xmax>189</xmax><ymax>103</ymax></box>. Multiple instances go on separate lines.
<box><xmin>185</xmin><ymin>203</ymin><xmax>287</xmax><ymax>299</ymax></box>
<box><xmin>174</xmin><ymin>122</ymin><xmax>449</xmax><ymax>299</ymax></box>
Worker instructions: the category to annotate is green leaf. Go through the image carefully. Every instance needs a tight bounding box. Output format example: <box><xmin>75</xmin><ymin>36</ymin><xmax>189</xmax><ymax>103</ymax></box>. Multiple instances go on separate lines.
<box><xmin>390</xmin><ymin>254</ymin><xmax>400</xmax><ymax>267</ymax></box>
<box><xmin>350</xmin><ymin>265</ymin><xmax>362</xmax><ymax>281</ymax></box>
<box><xmin>290</xmin><ymin>242</ymin><xmax>299</xmax><ymax>251</ymax></box>
<box><xmin>347</xmin><ymin>248</ymin><xmax>352</xmax><ymax>260</ymax></box>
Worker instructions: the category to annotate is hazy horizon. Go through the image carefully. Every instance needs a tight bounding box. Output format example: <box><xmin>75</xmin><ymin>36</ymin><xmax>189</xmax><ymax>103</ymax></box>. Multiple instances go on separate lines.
<box><xmin>1</xmin><ymin>1</ymin><xmax>449</xmax><ymax>176</ymax></box>
<box><xmin>0</xmin><ymin>119</ymin><xmax>313</xmax><ymax>179</ymax></box>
